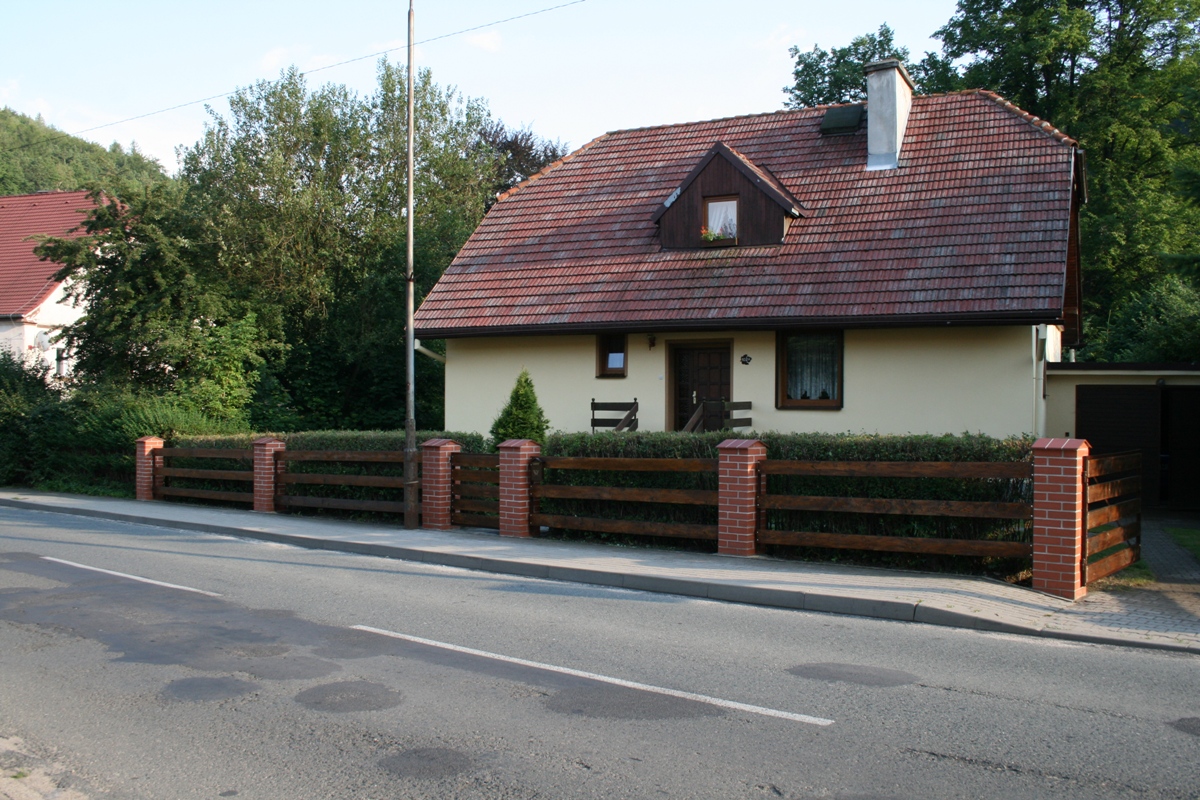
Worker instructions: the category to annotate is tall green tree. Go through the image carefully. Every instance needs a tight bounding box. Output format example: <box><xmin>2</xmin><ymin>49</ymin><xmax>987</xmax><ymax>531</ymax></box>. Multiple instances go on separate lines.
<box><xmin>34</xmin><ymin>186</ymin><xmax>270</xmax><ymax>420</ymax></box>
<box><xmin>783</xmin><ymin>24</ymin><xmax>960</xmax><ymax>108</ymax></box>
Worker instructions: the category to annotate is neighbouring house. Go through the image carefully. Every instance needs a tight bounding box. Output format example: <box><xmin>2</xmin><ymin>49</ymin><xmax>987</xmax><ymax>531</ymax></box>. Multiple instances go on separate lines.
<box><xmin>0</xmin><ymin>190</ymin><xmax>94</xmax><ymax>375</ymax></box>
<box><xmin>415</xmin><ymin>60</ymin><xmax>1084</xmax><ymax>438</ymax></box>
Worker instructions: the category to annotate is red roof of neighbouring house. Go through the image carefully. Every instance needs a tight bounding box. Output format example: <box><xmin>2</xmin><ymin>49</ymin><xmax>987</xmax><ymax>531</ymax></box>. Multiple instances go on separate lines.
<box><xmin>0</xmin><ymin>190</ymin><xmax>94</xmax><ymax>318</ymax></box>
<box><xmin>415</xmin><ymin>90</ymin><xmax>1082</xmax><ymax>338</ymax></box>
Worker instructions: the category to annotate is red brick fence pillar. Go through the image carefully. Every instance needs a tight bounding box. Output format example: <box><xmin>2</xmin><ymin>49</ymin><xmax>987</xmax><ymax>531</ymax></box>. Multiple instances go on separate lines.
<box><xmin>718</xmin><ymin>438</ymin><xmax>767</xmax><ymax>557</ymax></box>
<box><xmin>252</xmin><ymin>437</ymin><xmax>286</xmax><ymax>513</ymax></box>
<box><xmin>498</xmin><ymin>439</ymin><xmax>541</xmax><ymax>538</ymax></box>
<box><xmin>421</xmin><ymin>438</ymin><xmax>461</xmax><ymax>530</ymax></box>
<box><xmin>135</xmin><ymin>436</ymin><xmax>164</xmax><ymax>501</ymax></box>
<box><xmin>1032</xmin><ymin>437</ymin><xmax>1090</xmax><ymax>600</ymax></box>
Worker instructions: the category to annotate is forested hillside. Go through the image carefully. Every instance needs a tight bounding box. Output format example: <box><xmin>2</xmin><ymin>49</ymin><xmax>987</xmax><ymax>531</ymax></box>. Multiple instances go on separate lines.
<box><xmin>0</xmin><ymin>108</ymin><xmax>167</xmax><ymax>194</ymax></box>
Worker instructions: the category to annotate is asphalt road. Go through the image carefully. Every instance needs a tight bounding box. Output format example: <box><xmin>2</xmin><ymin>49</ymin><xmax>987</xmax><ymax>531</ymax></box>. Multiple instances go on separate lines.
<box><xmin>0</xmin><ymin>505</ymin><xmax>1197</xmax><ymax>800</ymax></box>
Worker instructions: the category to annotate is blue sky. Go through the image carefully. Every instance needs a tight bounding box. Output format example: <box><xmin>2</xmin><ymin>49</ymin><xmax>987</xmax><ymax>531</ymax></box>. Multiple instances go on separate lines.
<box><xmin>2</xmin><ymin>0</ymin><xmax>960</xmax><ymax>172</ymax></box>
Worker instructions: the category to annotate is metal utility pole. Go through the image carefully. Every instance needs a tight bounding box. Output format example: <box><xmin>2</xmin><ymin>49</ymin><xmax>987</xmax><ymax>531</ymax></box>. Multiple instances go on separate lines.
<box><xmin>403</xmin><ymin>0</ymin><xmax>418</xmax><ymax>529</ymax></box>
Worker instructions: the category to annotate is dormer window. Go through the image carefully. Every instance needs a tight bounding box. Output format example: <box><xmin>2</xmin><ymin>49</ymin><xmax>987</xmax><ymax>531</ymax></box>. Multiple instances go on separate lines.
<box><xmin>652</xmin><ymin>142</ymin><xmax>806</xmax><ymax>249</ymax></box>
<box><xmin>703</xmin><ymin>197</ymin><xmax>738</xmax><ymax>244</ymax></box>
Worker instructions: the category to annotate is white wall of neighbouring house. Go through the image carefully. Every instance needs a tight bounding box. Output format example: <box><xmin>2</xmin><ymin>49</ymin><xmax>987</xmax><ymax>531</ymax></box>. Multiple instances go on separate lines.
<box><xmin>444</xmin><ymin>324</ymin><xmax>1047</xmax><ymax>438</ymax></box>
<box><xmin>0</xmin><ymin>284</ymin><xmax>82</xmax><ymax>375</ymax></box>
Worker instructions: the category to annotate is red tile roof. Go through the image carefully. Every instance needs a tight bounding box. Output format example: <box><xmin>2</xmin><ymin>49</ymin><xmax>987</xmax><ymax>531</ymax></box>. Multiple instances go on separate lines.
<box><xmin>0</xmin><ymin>191</ymin><xmax>94</xmax><ymax>318</ymax></box>
<box><xmin>415</xmin><ymin>91</ymin><xmax>1080</xmax><ymax>338</ymax></box>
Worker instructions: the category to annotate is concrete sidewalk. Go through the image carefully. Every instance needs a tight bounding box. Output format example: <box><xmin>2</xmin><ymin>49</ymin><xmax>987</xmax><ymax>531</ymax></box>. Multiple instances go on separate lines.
<box><xmin>1</xmin><ymin>488</ymin><xmax>1198</xmax><ymax>654</ymax></box>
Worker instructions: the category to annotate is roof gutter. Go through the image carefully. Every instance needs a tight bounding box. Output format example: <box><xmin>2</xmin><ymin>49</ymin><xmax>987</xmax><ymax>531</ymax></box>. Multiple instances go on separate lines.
<box><xmin>0</xmin><ymin>314</ymin><xmax>26</xmax><ymax>321</ymax></box>
<box><xmin>416</xmin><ymin>310</ymin><xmax>1064</xmax><ymax>340</ymax></box>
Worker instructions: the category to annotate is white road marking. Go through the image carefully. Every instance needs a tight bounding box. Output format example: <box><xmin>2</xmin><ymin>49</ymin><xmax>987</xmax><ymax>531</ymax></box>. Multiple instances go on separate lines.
<box><xmin>40</xmin><ymin>557</ymin><xmax>222</xmax><ymax>597</ymax></box>
<box><xmin>352</xmin><ymin>624</ymin><xmax>834</xmax><ymax>727</ymax></box>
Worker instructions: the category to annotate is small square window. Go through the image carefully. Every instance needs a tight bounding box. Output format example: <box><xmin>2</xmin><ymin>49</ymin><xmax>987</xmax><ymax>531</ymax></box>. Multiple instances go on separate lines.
<box><xmin>597</xmin><ymin>334</ymin><xmax>627</xmax><ymax>378</ymax></box>
<box><xmin>703</xmin><ymin>197</ymin><xmax>738</xmax><ymax>241</ymax></box>
<box><xmin>776</xmin><ymin>331</ymin><xmax>842</xmax><ymax>409</ymax></box>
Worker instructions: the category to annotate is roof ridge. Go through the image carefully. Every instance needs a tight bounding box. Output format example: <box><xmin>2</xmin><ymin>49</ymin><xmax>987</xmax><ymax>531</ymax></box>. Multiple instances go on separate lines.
<box><xmin>494</xmin><ymin>132</ymin><xmax>611</xmax><ymax>204</ymax></box>
<box><xmin>964</xmin><ymin>89</ymin><xmax>1078</xmax><ymax>147</ymax></box>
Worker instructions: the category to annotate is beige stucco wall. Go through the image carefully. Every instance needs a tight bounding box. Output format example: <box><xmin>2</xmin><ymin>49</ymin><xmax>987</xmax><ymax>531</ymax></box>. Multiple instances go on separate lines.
<box><xmin>445</xmin><ymin>324</ymin><xmax>1048</xmax><ymax>438</ymax></box>
<box><xmin>1045</xmin><ymin>369</ymin><xmax>1200</xmax><ymax>438</ymax></box>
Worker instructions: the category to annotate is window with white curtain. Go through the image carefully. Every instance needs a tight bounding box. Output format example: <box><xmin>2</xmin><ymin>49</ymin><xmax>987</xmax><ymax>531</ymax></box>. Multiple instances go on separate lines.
<box><xmin>704</xmin><ymin>197</ymin><xmax>738</xmax><ymax>239</ymax></box>
<box><xmin>776</xmin><ymin>331</ymin><xmax>843</xmax><ymax>408</ymax></box>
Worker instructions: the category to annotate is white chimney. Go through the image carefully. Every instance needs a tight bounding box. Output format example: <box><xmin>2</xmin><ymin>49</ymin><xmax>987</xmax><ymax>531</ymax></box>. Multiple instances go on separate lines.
<box><xmin>864</xmin><ymin>59</ymin><xmax>914</xmax><ymax>171</ymax></box>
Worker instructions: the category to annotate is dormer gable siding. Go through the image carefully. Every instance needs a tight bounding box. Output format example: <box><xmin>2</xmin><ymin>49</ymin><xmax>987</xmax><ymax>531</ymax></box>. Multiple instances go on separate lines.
<box><xmin>658</xmin><ymin>154</ymin><xmax>789</xmax><ymax>249</ymax></box>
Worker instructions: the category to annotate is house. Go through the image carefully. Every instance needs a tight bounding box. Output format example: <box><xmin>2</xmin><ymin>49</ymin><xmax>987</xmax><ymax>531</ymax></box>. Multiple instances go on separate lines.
<box><xmin>0</xmin><ymin>190</ymin><xmax>94</xmax><ymax>375</ymax></box>
<box><xmin>414</xmin><ymin>60</ymin><xmax>1084</xmax><ymax>438</ymax></box>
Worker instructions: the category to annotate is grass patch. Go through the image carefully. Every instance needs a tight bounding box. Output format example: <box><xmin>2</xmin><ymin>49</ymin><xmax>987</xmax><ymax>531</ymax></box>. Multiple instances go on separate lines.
<box><xmin>1166</xmin><ymin>527</ymin><xmax>1200</xmax><ymax>562</ymax></box>
<box><xmin>1091</xmin><ymin>558</ymin><xmax>1156</xmax><ymax>590</ymax></box>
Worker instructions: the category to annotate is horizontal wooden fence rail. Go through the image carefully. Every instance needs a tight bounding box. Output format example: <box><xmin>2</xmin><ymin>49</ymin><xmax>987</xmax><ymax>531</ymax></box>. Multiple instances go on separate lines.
<box><xmin>758</xmin><ymin>460</ymin><xmax>1034</xmax><ymax>558</ymax></box>
<box><xmin>1083</xmin><ymin>450</ymin><xmax>1142</xmax><ymax>585</ymax></box>
<box><xmin>274</xmin><ymin>450</ymin><xmax>421</xmax><ymax>516</ymax></box>
<box><xmin>450</xmin><ymin>452</ymin><xmax>500</xmax><ymax>529</ymax></box>
<box><xmin>152</xmin><ymin>448</ymin><xmax>254</xmax><ymax>506</ymax></box>
<box><xmin>530</xmin><ymin>456</ymin><xmax>719</xmax><ymax>541</ymax></box>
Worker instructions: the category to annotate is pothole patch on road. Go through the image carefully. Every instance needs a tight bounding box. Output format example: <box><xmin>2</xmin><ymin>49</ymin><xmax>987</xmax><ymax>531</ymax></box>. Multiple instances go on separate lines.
<box><xmin>543</xmin><ymin>685</ymin><xmax>724</xmax><ymax>720</ymax></box>
<box><xmin>162</xmin><ymin>676</ymin><xmax>260</xmax><ymax>702</ymax></box>
<box><xmin>228</xmin><ymin>655</ymin><xmax>341</xmax><ymax>681</ymax></box>
<box><xmin>787</xmin><ymin>662</ymin><xmax>917</xmax><ymax>687</ymax></box>
<box><xmin>294</xmin><ymin>680</ymin><xmax>404</xmax><ymax>712</ymax></box>
<box><xmin>378</xmin><ymin>747</ymin><xmax>472</xmax><ymax>780</ymax></box>
<box><xmin>1169</xmin><ymin>717</ymin><xmax>1200</xmax><ymax>736</ymax></box>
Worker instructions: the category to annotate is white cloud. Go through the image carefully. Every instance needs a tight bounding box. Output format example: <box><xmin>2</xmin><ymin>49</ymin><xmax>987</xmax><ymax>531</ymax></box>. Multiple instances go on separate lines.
<box><xmin>466</xmin><ymin>31</ymin><xmax>502</xmax><ymax>53</ymax></box>
<box><xmin>259</xmin><ymin>46</ymin><xmax>293</xmax><ymax>72</ymax></box>
<box><xmin>0</xmin><ymin>79</ymin><xmax>18</xmax><ymax>103</ymax></box>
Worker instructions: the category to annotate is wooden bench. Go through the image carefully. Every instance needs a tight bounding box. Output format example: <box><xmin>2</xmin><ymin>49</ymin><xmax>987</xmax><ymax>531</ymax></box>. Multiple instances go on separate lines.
<box><xmin>682</xmin><ymin>400</ymin><xmax>752</xmax><ymax>432</ymax></box>
<box><xmin>591</xmin><ymin>398</ymin><xmax>639</xmax><ymax>433</ymax></box>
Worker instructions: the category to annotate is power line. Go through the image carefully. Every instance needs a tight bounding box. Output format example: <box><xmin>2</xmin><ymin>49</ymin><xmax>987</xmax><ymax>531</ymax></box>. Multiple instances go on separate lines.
<box><xmin>1</xmin><ymin>0</ymin><xmax>589</xmax><ymax>156</ymax></box>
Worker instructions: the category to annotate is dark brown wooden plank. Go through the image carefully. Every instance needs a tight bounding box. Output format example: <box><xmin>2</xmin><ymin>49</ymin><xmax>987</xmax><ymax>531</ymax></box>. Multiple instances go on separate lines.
<box><xmin>1087</xmin><ymin>498</ymin><xmax>1141</xmax><ymax>530</ymax></box>
<box><xmin>538</xmin><ymin>457</ymin><xmax>718</xmax><ymax>473</ymax></box>
<box><xmin>453</xmin><ymin>497</ymin><xmax>500</xmax><ymax>514</ymax></box>
<box><xmin>452</xmin><ymin>512</ymin><xmax>501</xmax><ymax>529</ymax></box>
<box><xmin>725</xmin><ymin>401</ymin><xmax>752</xmax><ymax>411</ymax></box>
<box><xmin>761</xmin><ymin>460</ymin><xmax>1031</xmax><ymax>479</ymax></box>
<box><xmin>157</xmin><ymin>486</ymin><xmax>253</xmax><ymax>504</ymax></box>
<box><xmin>590</xmin><ymin>419</ymin><xmax>625</xmax><ymax>428</ymax></box>
<box><xmin>761</xmin><ymin>494</ymin><xmax>1032</xmax><ymax>520</ymax></box>
<box><xmin>758</xmin><ymin>529</ymin><xmax>1032</xmax><ymax>557</ymax></box>
<box><xmin>726</xmin><ymin>417</ymin><xmax>753</xmax><ymax>428</ymax></box>
<box><xmin>591</xmin><ymin>402</ymin><xmax>636</xmax><ymax>411</ymax></box>
<box><xmin>277</xmin><ymin>495</ymin><xmax>414</xmax><ymax>514</ymax></box>
<box><xmin>452</xmin><ymin>468</ymin><xmax>501</xmax><ymax>484</ymax></box>
<box><xmin>1086</xmin><ymin>521</ymin><xmax>1141</xmax><ymax>557</ymax></box>
<box><xmin>158</xmin><ymin>467</ymin><xmax>253</xmax><ymax>482</ymax></box>
<box><xmin>531</xmin><ymin>485</ymin><xmax>717</xmax><ymax>506</ymax></box>
<box><xmin>278</xmin><ymin>450</ymin><xmax>420</xmax><ymax>464</ymax></box>
<box><xmin>279</xmin><ymin>473</ymin><xmax>408</xmax><ymax>489</ymax></box>
<box><xmin>1085</xmin><ymin>545</ymin><xmax>1139</xmax><ymax>583</ymax></box>
<box><xmin>451</xmin><ymin>454</ymin><xmax>500</xmax><ymax>468</ymax></box>
<box><xmin>1086</xmin><ymin>475</ymin><xmax>1141</xmax><ymax>504</ymax></box>
<box><xmin>1085</xmin><ymin>451</ymin><xmax>1142</xmax><ymax>479</ymax></box>
<box><xmin>454</xmin><ymin>483</ymin><xmax>499</xmax><ymax>499</ymax></box>
<box><xmin>531</xmin><ymin>513</ymin><xmax>717</xmax><ymax>540</ymax></box>
<box><xmin>159</xmin><ymin>448</ymin><xmax>252</xmax><ymax>460</ymax></box>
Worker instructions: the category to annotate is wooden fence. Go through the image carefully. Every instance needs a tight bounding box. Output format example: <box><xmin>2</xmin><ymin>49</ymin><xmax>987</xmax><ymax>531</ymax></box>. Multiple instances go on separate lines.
<box><xmin>450</xmin><ymin>452</ymin><xmax>500</xmax><ymax>529</ymax></box>
<box><xmin>529</xmin><ymin>456</ymin><xmax>719</xmax><ymax>541</ymax></box>
<box><xmin>758</xmin><ymin>460</ymin><xmax>1034</xmax><ymax>558</ymax></box>
<box><xmin>1082</xmin><ymin>450</ymin><xmax>1142</xmax><ymax>584</ymax></box>
<box><xmin>153</xmin><ymin>448</ymin><xmax>254</xmax><ymax>506</ymax></box>
<box><xmin>275</xmin><ymin>450</ymin><xmax>420</xmax><ymax>516</ymax></box>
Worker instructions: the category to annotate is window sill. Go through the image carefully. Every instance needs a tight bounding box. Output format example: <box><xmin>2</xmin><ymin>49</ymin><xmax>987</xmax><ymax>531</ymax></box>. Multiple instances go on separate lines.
<box><xmin>701</xmin><ymin>238</ymin><xmax>737</xmax><ymax>248</ymax></box>
<box><xmin>777</xmin><ymin>400</ymin><xmax>843</xmax><ymax>410</ymax></box>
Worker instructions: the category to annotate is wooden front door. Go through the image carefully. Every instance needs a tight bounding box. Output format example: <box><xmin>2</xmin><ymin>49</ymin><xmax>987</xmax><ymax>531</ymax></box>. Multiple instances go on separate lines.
<box><xmin>673</xmin><ymin>344</ymin><xmax>731</xmax><ymax>431</ymax></box>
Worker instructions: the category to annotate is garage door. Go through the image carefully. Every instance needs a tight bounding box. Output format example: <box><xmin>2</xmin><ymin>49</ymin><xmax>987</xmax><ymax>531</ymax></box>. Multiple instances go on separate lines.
<box><xmin>1076</xmin><ymin>385</ymin><xmax>1162</xmax><ymax>506</ymax></box>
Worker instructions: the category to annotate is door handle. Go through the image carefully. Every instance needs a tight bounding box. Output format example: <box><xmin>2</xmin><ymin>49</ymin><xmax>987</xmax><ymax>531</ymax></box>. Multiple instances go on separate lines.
<box><xmin>692</xmin><ymin>391</ymin><xmax>697</xmax><ymax>404</ymax></box>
